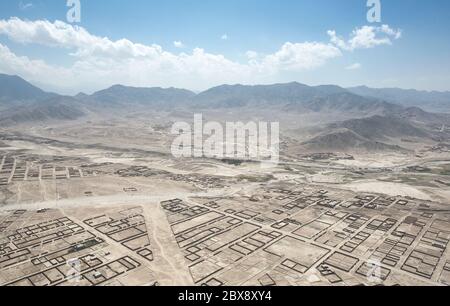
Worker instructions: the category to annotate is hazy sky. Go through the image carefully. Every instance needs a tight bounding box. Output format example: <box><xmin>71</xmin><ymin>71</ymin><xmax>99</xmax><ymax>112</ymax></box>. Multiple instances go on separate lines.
<box><xmin>0</xmin><ymin>0</ymin><xmax>449</xmax><ymax>94</ymax></box>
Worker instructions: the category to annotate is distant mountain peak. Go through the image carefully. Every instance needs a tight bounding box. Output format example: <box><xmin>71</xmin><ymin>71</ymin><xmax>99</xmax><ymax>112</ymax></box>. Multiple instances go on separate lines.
<box><xmin>0</xmin><ymin>73</ymin><xmax>54</xmax><ymax>102</ymax></box>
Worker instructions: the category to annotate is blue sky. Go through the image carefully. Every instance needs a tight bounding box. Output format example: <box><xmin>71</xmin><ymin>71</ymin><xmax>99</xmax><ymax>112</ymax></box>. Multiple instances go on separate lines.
<box><xmin>0</xmin><ymin>0</ymin><xmax>449</xmax><ymax>94</ymax></box>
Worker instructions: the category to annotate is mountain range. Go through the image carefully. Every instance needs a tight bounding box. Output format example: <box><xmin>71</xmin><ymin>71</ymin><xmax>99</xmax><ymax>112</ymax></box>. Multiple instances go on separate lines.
<box><xmin>348</xmin><ymin>86</ymin><xmax>450</xmax><ymax>113</ymax></box>
<box><xmin>0</xmin><ymin>73</ymin><xmax>449</xmax><ymax>153</ymax></box>
<box><xmin>2</xmin><ymin>73</ymin><xmax>449</xmax><ymax>119</ymax></box>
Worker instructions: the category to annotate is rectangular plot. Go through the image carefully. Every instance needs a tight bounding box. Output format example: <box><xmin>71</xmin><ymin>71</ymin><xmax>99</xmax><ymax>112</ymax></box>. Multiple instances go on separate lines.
<box><xmin>109</xmin><ymin>227</ymin><xmax>143</xmax><ymax>242</ymax></box>
<box><xmin>265</xmin><ymin>236</ymin><xmax>329</xmax><ymax>273</ymax></box>
<box><xmin>206</xmin><ymin>223</ymin><xmax>260</xmax><ymax>252</ymax></box>
<box><xmin>323</xmin><ymin>252</ymin><xmax>359</xmax><ymax>272</ymax></box>
<box><xmin>172</xmin><ymin>212</ymin><xmax>223</xmax><ymax>235</ymax></box>
<box><xmin>293</xmin><ymin>220</ymin><xmax>331</xmax><ymax>239</ymax></box>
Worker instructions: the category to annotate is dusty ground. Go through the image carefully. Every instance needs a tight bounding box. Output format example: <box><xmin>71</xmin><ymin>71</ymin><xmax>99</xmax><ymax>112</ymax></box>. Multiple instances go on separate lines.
<box><xmin>0</xmin><ymin>116</ymin><xmax>449</xmax><ymax>286</ymax></box>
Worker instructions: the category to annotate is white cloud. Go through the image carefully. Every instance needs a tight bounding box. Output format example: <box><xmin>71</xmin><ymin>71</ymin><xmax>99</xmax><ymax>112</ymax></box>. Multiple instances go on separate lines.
<box><xmin>173</xmin><ymin>41</ymin><xmax>185</xmax><ymax>48</ymax></box>
<box><xmin>0</xmin><ymin>18</ymin><xmax>401</xmax><ymax>94</ymax></box>
<box><xmin>0</xmin><ymin>18</ymin><xmax>253</xmax><ymax>93</ymax></box>
<box><xmin>380</xmin><ymin>24</ymin><xmax>402</xmax><ymax>40</ymax></box>
<box><xmin>221</xmin><ymin>34</ymin><xmax>228</xmax><ymax>40</ymax></box>
<box><xmin>345</xmin><ymin>63</ymin><xmax>361</xmax><ymax>70</ymax></box>
<box><xmin>260</xmin><ymin>42</ymin><xmax>342</xmax><ymax>72</ymax></box>
<box><xmin>245</xmin><ymin>50</ymin><xmax>258</xmax><ymax>60</ymax></box>
<box><xmin>0</xmin><ymin>43</ymin><xmax>73</xmax><ymax>92</ymax></box>
<box><xmin>328</xmin><ymin>25</ymin><xmax>401</xmax><ymax>51</ymax></box>
<box><xmin>0</xmin><ymin>18</ymin><xmax>100</xmax><ymax>50</ymax></box>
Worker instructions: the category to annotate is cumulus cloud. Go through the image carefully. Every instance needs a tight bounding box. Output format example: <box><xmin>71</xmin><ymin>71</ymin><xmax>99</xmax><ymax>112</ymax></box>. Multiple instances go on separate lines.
<box><xmin>173</xmin><ymin>41</ymin><xmax>185</xmax><ymax>48</ymax></box>
<box><xmin>261</xmin><ymin>42</ymin><xmax>342</xmax><ymax>72</ymax></box>
<box><xmin>0</xmin><ymin>18</ymin><xmax>402</xmax><ymax>94</ymax></box>
<box><xmin>0</xmin><ymin>18</ymin><xmax>165</xmax><ymax>59</ymax></box>
<box><xmin>328</xmin><ymin>25</ymin><xmax>402</xmax><ymax>51</ymax></box>
<box><xmin>221</xmin><ymin>34</ymin><xmax>228</xmax><ymax>40</ymax></box>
